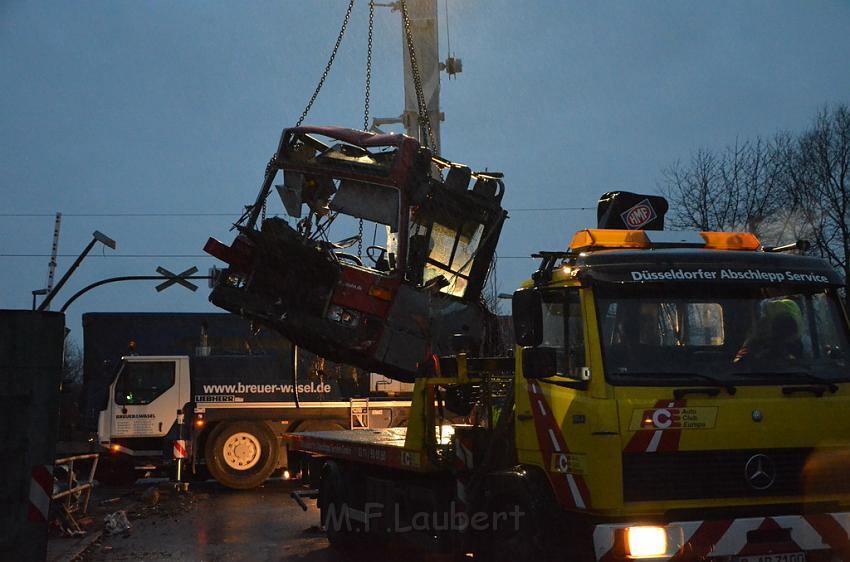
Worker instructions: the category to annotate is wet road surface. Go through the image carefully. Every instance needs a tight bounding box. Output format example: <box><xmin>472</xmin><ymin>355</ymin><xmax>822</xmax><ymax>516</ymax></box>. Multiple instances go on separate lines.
<box><xmin>84</xmin><ymin>478</ymin><xmax>341</xmax><ymax>562</ymax></box>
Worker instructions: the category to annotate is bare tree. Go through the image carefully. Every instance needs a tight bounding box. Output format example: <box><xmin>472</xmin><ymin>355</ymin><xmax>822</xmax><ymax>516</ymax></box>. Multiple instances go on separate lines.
<box><xmin>661</xmin><ymin>138</ymin><xmax>788</xmax><ymax>242</ymax></box>
<box><xmin>59</xmin><ymin>338</ymin><xmax>84</xmax><ymax>439</ymax></box>
<box><xmin>662</xmin><ymin>148</ymin><xmax>720</xmax><ymax>231</ymax></box>
<box><xmin>63</xmin><ymin>338</ymin><xmax>83</xmax><ymax>384</ymax></box>
<box><xmin>785</xmin><ymin>105</ymin><xmax>850</xmax><ymax>306</ymax></box>
<box><xmin>732</xmin><ymin>137</ymin><xmax>788</xmax><ymax>234</ymax></box>
<box><xmin>661</xmin><ymin>103</ymin><xmax>850</xmax><ymax>308</ymax></box>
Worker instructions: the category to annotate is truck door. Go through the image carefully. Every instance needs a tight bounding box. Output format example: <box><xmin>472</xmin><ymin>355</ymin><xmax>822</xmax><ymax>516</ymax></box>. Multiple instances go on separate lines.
<box><xmin>109</xmin><ymin>358</ymin><xmax>184</xmax><ymax>440</ymax></box>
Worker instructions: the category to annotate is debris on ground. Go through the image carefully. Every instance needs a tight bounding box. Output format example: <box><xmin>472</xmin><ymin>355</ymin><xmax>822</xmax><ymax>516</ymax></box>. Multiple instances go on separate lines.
<box><xmin>130</xmin><ymin>484</ymin><xmax>198</xmax><ymax>520</ymax></box>
<box><xmin>140</xmin><ymin>487</ymin><xmax>160</xmax><ymax>507</ymax></box>
<box><xmin>103</xmin><ymin>510</ymin><xmax>131</xmax><ymax>536</ymax></box>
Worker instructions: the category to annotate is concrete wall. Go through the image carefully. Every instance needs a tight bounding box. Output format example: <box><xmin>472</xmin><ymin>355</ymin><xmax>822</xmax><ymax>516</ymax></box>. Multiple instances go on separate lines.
<box><xmin>0</xmin><ymin>310</ymin><xmax>65</xmax><ymax>561</ymax></box>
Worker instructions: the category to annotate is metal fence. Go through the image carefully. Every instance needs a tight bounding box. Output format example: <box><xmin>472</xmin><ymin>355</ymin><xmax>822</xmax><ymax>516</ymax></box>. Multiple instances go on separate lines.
<box><xmin>52</xmin><ymin>453</ymin><xmax>99</xmax><ymax>536</ymax></box>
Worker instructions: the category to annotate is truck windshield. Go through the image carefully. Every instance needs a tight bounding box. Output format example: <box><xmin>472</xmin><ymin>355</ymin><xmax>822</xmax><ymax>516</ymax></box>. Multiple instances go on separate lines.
<box><xmin>114</xmin><ymin>361</ymin><xmax>175</xmax><ymax>405</ymax></box>
<box><xmin>596</xmin><ymin>284</ymin><xmax>850</xmax><ymax>386</ymax></box>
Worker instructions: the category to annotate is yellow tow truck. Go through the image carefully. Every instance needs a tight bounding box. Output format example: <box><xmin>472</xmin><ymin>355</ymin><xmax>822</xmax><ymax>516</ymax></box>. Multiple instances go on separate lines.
<box><xmin>287</xmin><ymin>193</ymin><xmax>850</xmax><ymax>561</ymax></box>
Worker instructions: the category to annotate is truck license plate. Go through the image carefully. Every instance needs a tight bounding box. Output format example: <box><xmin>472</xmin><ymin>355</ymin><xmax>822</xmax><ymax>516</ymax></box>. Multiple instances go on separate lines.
<box><xmin>736</xmin><ymin>554</ymin><xmax>806</xmax><ymax>562</ymax></box>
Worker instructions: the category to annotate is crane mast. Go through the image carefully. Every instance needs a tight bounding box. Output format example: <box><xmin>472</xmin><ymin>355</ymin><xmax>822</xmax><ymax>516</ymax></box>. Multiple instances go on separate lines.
<box><xmin>372</xmin><ymin>0</ymin><xmax>461</xmax><ymax>155</ymax></box>
<box><xmin>401</xmin><ymin>0</ymin><xmax>441</xmax><ymax>153</ymax></box>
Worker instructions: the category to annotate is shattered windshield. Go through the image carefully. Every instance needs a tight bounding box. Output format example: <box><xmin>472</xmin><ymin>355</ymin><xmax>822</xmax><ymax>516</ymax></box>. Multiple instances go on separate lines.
<box><xmin>596</xmin><ymin>284</ymin><xmax>850</xmax><ymax>386</ymax></box>
<box><xmin>410</xmin><ymin>219</ymin><xmax>484</xmax><ymax>298</ymax></box>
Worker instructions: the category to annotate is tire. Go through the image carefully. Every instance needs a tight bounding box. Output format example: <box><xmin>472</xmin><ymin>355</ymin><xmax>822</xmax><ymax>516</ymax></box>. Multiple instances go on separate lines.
<box><xmin>479</xmin><ymin>494</ymin><xmax>549</xmax><ymax>562</ymax></box>
<box><xmin>205</xmin><ymin>421</ymin><xmax>279</xmax><ymax>489</ymax></box>
<box><xmin>319</xmin><ymin>461</ymin><xmax>363</xmax><ymax>550</ymax></box>
<box><xmin>289</xmin><ymin>421</ymin><xmax>346</xmax><ymax>482</ymax></box>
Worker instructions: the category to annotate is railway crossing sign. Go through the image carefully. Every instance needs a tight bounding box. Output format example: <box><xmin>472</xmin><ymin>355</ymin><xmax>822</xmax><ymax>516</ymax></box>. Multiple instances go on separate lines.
<box><xmin>155</xmin><ymin>266</ymin><xmax>199</xmax><ymax>292</ymax></box>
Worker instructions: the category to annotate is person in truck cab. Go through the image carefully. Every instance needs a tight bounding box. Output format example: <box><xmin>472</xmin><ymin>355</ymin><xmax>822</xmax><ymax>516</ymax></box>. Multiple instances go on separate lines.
<box><xmin>734</xmin><ymin>298</ymin><xmax>804</xmax><ymax>363</ymax></box>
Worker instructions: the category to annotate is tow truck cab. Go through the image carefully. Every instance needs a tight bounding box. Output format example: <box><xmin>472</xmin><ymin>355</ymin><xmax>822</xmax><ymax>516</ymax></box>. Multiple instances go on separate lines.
<box><xmin>514</xmin><ymin>226</ymin><xmax>850</xmax><ymax>560</ymax></box>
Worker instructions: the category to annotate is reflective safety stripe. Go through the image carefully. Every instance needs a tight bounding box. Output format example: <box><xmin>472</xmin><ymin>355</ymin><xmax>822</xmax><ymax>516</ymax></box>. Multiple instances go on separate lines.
<box><xmin>28</xmin><ymin>465</ymin><xmax>53</xmax><ymax>522</ymax></box>
<box><xmin>173</xmin><ymin>440</ymin><xmax>188</xmax><ymax>459</ymax></box>
<box><xmin>526</xmin><ymin>382</ymin><xmax>591</xmax><ymax>510</ymax></box>
<box><xmin>594</xmin><ymin>512</ymin><xmax>850</xmax><ymax>561</ymax></box>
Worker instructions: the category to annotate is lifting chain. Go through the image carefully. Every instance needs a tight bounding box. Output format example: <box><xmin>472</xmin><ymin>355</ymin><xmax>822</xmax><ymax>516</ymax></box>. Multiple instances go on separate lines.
<box><xmin>357</xmin><ymin>218</ymin><xmax>364</xmax><ymax>259</ymax></box>
<box><xmin>400</xmin><ymin>0</ymin><xmax>436</xmax><ymax>153</ymax></box>
<box><xmin>295</xmin><ymin>0</ymin><xmax>356</xmax><ymax>128</ymax></box>
<box><xmin>359</xmin><ymin>0</ymin><xmax>374</xmax><ymax>259</ymax></box>
<box><xmin>364</xmin><ymin>0</ymin><xmax>374</xmax><ymax>131</ymax></box>
<box><xmin>260</xmin><ymin>156</ymin><xmax>272</xmax><ymax>225</ymax></box>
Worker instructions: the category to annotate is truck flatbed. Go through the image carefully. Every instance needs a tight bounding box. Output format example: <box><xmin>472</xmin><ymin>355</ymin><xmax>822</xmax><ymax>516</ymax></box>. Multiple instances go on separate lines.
<box><xmin>286</xmin><ymin>427</ymin><xmax>453</xmax><ymax>473</ymax></box>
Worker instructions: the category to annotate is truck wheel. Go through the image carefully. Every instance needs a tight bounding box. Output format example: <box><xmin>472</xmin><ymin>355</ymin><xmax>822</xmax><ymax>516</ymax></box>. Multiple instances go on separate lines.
<box><xmin>289</xmin><ymin>421</ymin><xmax>346</xmax><ymax>483</ymax></box>
<box><xmin>319</xmin><ymin>461</ymin><xmax>363</xmax><ymax>550</ymax></box>
<box><xmin>205</xmin><ymin>421</ymin><xmax>279</xmax><ymax>489</ymax></box>
<box><xmin>481</xmin><ymin>494</ymin><xmax>548</xmax><ymax>562</ymax></box>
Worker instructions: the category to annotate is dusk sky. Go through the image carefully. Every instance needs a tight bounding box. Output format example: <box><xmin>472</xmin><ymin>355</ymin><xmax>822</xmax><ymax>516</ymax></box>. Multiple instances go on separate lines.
<box><xmin>3</xmin><ymin>1</ymin><xmax>850</xmax><ymax>343</ymax></box>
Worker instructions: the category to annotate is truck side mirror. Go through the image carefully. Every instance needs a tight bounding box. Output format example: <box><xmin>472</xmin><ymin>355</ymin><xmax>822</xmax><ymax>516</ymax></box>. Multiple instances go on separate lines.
<box><xmin>521</xmin><ymin>346</ymin><xmax>556</xmax><ymax>379</ymax></box>
<box><xmin>513</xmin><ymin>289</ymin><xmax>542</xmax><ymax>347</ymax></box>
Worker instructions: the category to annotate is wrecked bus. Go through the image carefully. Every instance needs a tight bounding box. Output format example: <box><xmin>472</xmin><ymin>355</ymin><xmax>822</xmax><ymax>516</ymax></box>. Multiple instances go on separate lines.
<box><xmin>205</xmin><ymin>126</ymin><xmax>507</xmax><ymax>381</ymax></box>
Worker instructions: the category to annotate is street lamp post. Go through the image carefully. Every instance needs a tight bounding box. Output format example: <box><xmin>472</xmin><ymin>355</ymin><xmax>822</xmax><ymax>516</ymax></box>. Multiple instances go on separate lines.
<box><xmin>36</xmin><ymin>231</ymin><xmax>116</xmax><ymax>312</ymax></box>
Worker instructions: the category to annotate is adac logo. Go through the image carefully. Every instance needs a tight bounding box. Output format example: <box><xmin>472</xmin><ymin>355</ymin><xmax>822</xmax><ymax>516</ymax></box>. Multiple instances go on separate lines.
<box><xmin>640</xmin><ymin>407</ymin><xmax>680</xmax><ymax>429</ymax></box>
<box><xmin>620</xmin><ymin>198</ymin><xmax>657</xmax><ymax>230</ymax></box>
<box><xmin>631</xmin><ymin>406</ymin><xmax>718</xmax><ymax>431</ymax></box>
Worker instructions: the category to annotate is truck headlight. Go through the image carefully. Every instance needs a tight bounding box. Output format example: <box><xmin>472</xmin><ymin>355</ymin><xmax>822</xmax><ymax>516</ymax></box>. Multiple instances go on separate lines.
<box><xmin>626</xmin><ymin>526</ymin><xmax>666</xmax><ymax>557</ymax></box>
<box><xmin>623</xmin><ymin>525</ymin><xmax>682</xmax><ymax>559</ymax></box>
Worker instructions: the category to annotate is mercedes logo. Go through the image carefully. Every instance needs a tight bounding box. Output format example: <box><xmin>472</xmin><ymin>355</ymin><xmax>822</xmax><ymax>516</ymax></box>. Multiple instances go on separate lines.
<box><xmin>744</xmin><ymin>453</ymin><xmax>776</xmax><ymax>490</ymax></box>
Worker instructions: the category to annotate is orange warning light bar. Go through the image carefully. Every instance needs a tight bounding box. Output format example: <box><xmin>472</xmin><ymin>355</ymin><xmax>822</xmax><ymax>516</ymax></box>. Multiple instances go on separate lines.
<box><xmin>699</xmin><ymin>231</ymin><xmax>761</xmax><ymax>251</ymax></box>
<box><xmin>569</xmin><ymin>229</ymin><xmax>762</xmax><ymax>252</ymax></box>
<box><xmin>569</xmin><ymin>229</ymin><xmax>649</xmax><ymax>251</ymax></box>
